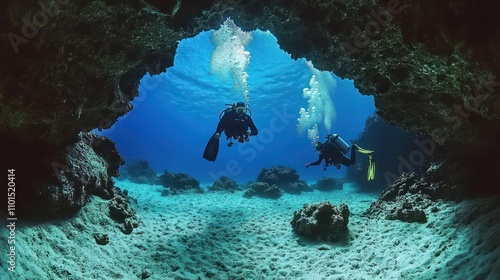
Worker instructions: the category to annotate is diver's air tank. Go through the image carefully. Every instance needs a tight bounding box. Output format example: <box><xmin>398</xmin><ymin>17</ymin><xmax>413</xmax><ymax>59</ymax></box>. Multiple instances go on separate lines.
<box><xmin>331</xmin><ymin>134</ymin><xmax>350</xmax><ymax>154</ymax></box>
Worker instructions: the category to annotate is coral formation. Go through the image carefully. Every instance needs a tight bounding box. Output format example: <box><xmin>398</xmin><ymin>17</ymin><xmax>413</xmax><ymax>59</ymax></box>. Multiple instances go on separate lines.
<box><xmin>243</xmin><ymin>182</ymin><xmax>284</xmax><ymax>199</ymax></box>
<box><xmin>208</xmin><ymin>176</ymin><xmax>242</xmax><ymax>192</ymax></box>
<box><xmin>364</xmin><ymin>172</ymin><xmax>453</xmax><ymax>223</ymax></box>
<box><xmin>9</xmin><ymin>132</ymin><xmax>124</xmax><ymax>217</ymax></box>
<box><xmin>290</xmin><ymin>201</ymin><xmax>350</xmax><ymax>242</ymax></box>
<box><xmin>124</xmin><ymin>159</ymin><xmax>159</xmax><ymax>185</ymax></box>
<box><xmin>108</xmin><ymin>188</ymin><xmax>140</xmax><ymax>234</ymax></box>
<box><xmin>93</xmin><ymin>233</ymin><xmax>109</xmax><ymax>245</ymax></box>
<box><xmin>256</xmin><ymin>166</ymin><xmax>311</xmax><ymax>194</ymax></box>
<box><xmin>159</xmin><ymin>171</ymin><xmax>203</xmax><ymax>194</ymax></box>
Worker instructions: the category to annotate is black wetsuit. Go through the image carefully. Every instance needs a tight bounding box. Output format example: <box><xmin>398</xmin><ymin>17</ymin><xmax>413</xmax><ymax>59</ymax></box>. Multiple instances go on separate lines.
<box><xmin>309</xmin><ymin>142</ymin><xmax>356</xmax><ymax>168</ymax></box>
<box><xmin>216</xmin><ymin>110</ymin><xmax>258</xmax><ymax>141</ymax></box>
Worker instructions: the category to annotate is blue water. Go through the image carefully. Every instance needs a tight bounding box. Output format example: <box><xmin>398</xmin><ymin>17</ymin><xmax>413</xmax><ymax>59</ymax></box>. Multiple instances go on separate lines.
<box><xmin>98</xmin><ymin>26</ymin><xmax>375</xmax><ymax>184</ymax></box>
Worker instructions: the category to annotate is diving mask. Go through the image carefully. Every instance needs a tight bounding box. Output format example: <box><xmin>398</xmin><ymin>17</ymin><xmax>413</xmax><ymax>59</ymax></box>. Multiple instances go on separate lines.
<box><xmin>235</xmin><ymin>106</ymin><xmax>248</xmax><ymax>114</ymax></box>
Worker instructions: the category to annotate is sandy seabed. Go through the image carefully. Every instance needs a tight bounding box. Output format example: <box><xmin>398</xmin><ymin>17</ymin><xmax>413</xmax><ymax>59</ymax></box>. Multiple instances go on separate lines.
<box><xmin>1</xmin><ymin>180</ymin><xmax>500</xmax><ymax>280</ymax></box>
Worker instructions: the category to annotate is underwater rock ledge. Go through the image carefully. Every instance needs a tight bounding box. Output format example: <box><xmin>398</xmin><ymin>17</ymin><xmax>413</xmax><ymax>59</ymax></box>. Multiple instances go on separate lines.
<box><xmin>1</xmin><ymin>0</ymin><xmax>500</xmax><ymax>216</ymax></box>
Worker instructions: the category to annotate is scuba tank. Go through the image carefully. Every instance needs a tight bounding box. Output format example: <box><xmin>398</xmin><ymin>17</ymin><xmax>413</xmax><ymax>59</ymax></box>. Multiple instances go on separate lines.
<box><xmin>326</xmin><ymin>134</ymin><xmax>350</xmax><ymax>154</ymax></box>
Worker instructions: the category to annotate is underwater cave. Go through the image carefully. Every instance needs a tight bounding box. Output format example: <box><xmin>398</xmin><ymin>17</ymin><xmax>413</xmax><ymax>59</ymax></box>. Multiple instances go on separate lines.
<box><xmin>1</xmin><ymin>0</ymin><xmax>500</xmax><ymax>279</ymax></box>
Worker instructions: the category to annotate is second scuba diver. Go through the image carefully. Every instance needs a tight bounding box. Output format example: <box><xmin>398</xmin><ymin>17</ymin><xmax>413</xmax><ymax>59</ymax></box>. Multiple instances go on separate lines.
<box><xmin>305</xmin><ymin>134</ymin><xmax>375</xmax><ymax>180</ymax></box>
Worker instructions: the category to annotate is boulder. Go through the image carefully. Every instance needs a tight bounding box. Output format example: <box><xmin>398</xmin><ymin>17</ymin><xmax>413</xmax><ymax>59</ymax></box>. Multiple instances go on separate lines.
<box><xmin>159</xmin><ymin>171</ymin><xmax>203</xmax><ymax>194</ymax></box>
<box><xmin>108</xmin><ymin>188</ymin><xmax>140</xmax><ymax>234</ymax></box>
<box><xmin>291</xmin><ymin>201</ymin><xmax>350</xmax><ymax>242</ymax></box>
<box><xmin>243</xmin><ymin>182</ymin><xmax>283</xmax><ymax>199</ymax></box>
<box><xmin>124</xmin><ymin>159</ymin><xmax>159</xmax><ymax>185</ymax></box>
<box><xmin>207</xmin><ymin>176</ymin><xmax>241</xmax><ymax>192</ymax></box>
<box><xmin>256</xmin><ymin>166</ymin><xmax>310</xmax><ymax>194</ymax></box>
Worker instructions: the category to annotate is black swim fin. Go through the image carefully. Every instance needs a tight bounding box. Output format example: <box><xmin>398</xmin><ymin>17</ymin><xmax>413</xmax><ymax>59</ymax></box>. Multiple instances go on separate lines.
<box><xmin>203</xmin><ymin>134</ymin><xmax>220</xmax><ymax>161</ymax></box>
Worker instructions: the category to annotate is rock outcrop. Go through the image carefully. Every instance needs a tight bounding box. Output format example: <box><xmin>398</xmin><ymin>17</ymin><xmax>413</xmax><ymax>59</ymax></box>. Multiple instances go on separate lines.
<box><xmin>123</xmin><ymin>159</ymin><xmax>159</xmax><ymax>185</ymax></box>
<box><xmin>243</xmin><ymin>182</ymin><xmax>284</xmax><ymax>199</ymax></box>
<box><xmin>291</xmin><ymin>201</ymin><xmax>350</xmax><ymax>242</ymax></box>
<box><xmin>159</xmin><ymin>171</ymin><xmax>203</xmax><ymax>194</ymax></box>
<box><xmin>208</xmin><ymin>176</ymin><xmax>241</xmax><ymax>192</ymax></box>
<box><xmin>3</xmin><ymin>132</ymin><xmax>124</xmax><ymax>217</ymax></box>
<box><xmin>364</xmin><ymin>172</ymin><xmax>455</xmax><ymax>223</ymax></box>
<box><xmin>256</xmin><ymin>166</ymin><xmax>311</xmax><ymax>194</ymax></box>
<box><xmin>108</xmin><ymin>188</ymin><xmax>140</xmax><ymax>234</ymax></box>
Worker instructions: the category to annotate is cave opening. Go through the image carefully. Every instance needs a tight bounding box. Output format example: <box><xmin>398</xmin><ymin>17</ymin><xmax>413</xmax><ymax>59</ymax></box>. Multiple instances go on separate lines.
<box><xmin>98</xmin><ymin>19</ymin><xmax>376</xmax><ymax>184</ymax></box>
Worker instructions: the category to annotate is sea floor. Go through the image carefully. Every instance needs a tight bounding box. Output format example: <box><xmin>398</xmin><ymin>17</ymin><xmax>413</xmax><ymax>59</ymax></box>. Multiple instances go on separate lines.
<box><xmin>1</xmin><ymin>181</ymin><xmax>499</xmax><ymax>280</ymax></box>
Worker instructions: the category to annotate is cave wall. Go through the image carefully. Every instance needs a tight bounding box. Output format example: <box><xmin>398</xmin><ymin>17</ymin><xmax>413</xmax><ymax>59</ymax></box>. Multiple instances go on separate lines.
<box><xmin>0</xmin><ymin>0</ymin><xmax>187</xmax><ymax>146</ymax></box>
<box><xmin>1</xmin><ymin>0</ymin><xmax>500</xmax><ymax>216</ymax></box>
<box><xmin>1</xmin><ymin>0</ymin><xmax>187</xmax><ymax>216</ymax></box>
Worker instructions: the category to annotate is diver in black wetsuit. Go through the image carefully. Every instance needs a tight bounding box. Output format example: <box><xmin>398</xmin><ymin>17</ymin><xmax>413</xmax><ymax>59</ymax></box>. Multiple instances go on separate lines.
<box><xmin>214</xmin><ymin>101</ymin><xmax>258</xmax><ymax>147</ymax></box>
<box><xmin>305</xmin><ymin>134</ymin><xmax>376</xmax><ymax>180</ymax></box>
<box><xmin>305</xmin><ymin>135</ymin><xmax>359</xmax><ymax>171</ymax></box>
<box><xmin>203</xmin><ymin>102</ymin><xmax>258</xmax><ymax>161</ymax></box>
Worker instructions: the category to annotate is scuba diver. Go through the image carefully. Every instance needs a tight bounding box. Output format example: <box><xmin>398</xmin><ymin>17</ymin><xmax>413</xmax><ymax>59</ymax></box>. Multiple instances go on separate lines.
<box><xmin>305</xmin><ymin>134</ymin><xmax>375</xmax><ymax>180</ymax></box>
<box><xmin>203</xmin><ymin>102</ymin><xmax>258</xmax><ymax>161</ymax></box>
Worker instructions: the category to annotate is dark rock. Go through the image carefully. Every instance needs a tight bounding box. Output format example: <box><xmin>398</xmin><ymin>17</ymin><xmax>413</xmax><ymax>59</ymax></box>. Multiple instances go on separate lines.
<box><xmin>122</xmin><ymin>218</ymin><xmax>137</xmax><ymax>235</ymax></box>
<box><xmin>257</xmin><ymin>166</ymin><xmax>299</xmax><ymax>185</ymax></box>
<box><xmin>290</xmin><ymin>201</ymin><xmax>350</xmax><ymax>242</ymax></box>
<box><xmin>380</xmin><ymin>172</ymin><xmax>462</xmax><ymax>202</ymax></box>
<box><xmin>207</xmin><ymin>176</ymin><xmax>241</xmax><ymax>192</ymax></box>
<box><xmin>385</xmin><ymin>195</ymin><xmax>428</xmax><ymax>223</ymax></box>
<box><xmin>0</xmin><ymin>0</ymin><xmax>179</xmax><ymax>146</ymax></box>
<box><xmin>288</xmin><ymin>181</ymin><xmax>313</xmax><ymax>194</ymax></box>
<box><xmin>140</xmin><ymin>270</ymin><xmax>151</xmax><ymax>279</ymax></box>
<box><xmin>379</xmin><ymin>172</ymin><xmax>419</xmax><ymax>202</ymax></box>
<box><xmin>94</xmin><ymin>233</ymin><xmax>109</xmax><ymax>245</ymax></box>
<box><xmin>312</xmin><ymin>177</ymin><xmax>343</xmax><ymax>191</ymax></box>
<box><xmin>108</xmin><ymin>189</ymin><xmax>139</xmax><ymax>234</ymax></box>
<box><xmin>31</xmin><ymin>132</ymin><xmax>123</xmax><ymax>217</ymax></box>
<box><xmin>0</xmin><ymin>0</ymin><xmax>183</xmax><ymax>218</ymax></box>
<box><xmin>365</xmin><ymin>173</ymin><xmax>439</xmax><ymax>223</ymax></box>
<box><xmin>159</xmin><ymin>171</ymin><xmax>203</xmax><ymax>194</ymax></box>
<box><xmin>124</xmin><ymin>159</ymin><xmax>159</xmax><ymax>185</ymax></box>
<box><xmin>0</xmin><ymin>130</ymin><xmax>124</xmax><ymax>218</ymax></box>
<box><xmin>243</xmin><ymin>182</ymin><xmax>283</xmax><ymax>199</ymax></box>
<box><xmin>256</xmin><ymin>166</ymin><xmax>310</xmax><ymax>194</ymax></box>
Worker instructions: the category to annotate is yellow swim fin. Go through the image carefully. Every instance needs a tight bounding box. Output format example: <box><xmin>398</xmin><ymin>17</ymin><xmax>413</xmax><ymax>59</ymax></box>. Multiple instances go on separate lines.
<box><xmin>354</xmin><ymin>145</ymin><xmax>375</xmax><ymax>181</ymax></box>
